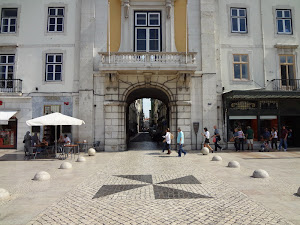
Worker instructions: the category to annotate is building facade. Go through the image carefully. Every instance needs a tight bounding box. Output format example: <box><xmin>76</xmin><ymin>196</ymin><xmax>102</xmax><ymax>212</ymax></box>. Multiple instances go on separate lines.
<box><xmin>0</xmin><ymin>0</ymin><xmax>299</xmax><ymax>150</ymax></box>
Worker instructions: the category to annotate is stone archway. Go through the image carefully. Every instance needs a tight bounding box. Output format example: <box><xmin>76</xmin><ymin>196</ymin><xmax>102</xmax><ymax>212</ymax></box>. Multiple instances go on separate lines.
<box><xmin>125</xmin><ymin>87</ymin><xmax>172</xmax><ymax>149</ymax></box>
<box><xmin>103</xmin><ymin>72</ymin><xmax>192</xmax><ymax>151</ymax></box>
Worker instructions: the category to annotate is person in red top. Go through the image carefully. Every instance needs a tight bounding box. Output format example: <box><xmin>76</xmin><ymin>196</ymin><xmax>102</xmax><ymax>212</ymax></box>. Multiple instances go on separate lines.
<box><xmin>278</xmin><ymin>125</ymin><xmax>288</xmax><ymax>151</ymax></box>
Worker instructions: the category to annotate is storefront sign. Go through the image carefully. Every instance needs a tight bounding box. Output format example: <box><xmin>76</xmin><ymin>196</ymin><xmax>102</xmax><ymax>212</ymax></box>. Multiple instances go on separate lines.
<box><xmin>230</xmin><ymin>101</ymin><xmax>257</xmax><ymax>110</ymax></box>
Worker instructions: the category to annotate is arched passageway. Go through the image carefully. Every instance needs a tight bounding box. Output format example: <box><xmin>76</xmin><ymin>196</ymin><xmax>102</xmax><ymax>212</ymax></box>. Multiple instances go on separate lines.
<box><xmin>126</xmin><ymin>88</ymin><xmax>171</xmax><ymax>150</ymax></box>
<box><xmin>102</xmin><ymin>73</ymin><xmax>192</xmax><ymax>152</ymax></box>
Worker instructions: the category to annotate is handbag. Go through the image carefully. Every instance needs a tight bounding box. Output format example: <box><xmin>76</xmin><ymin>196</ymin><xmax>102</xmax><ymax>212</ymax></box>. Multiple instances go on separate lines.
<box><xmin>213</xmin><ymin>137</ymin><xmax>216</xmax><ymax>143</ymax></box>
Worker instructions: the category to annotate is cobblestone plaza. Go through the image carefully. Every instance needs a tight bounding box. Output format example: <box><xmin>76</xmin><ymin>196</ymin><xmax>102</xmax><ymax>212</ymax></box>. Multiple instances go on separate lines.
<box><xmin>0</xmin><ymin>149</ymin><xmax>299</xmax><ymax>225</ymax></box>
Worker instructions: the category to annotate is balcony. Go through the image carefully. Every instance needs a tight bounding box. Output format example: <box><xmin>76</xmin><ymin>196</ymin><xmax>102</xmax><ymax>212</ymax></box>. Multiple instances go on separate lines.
<box><xmin>98</xmin><ymin>52</ymin><xmax>197</xmax><ymax>72</ymax></box>
<box><xmin>271</xmin><ymin>79</ymin><xmax>300</xmax><ymax>91</ymax></box>
<box><xmin>0</xmin><ymin>79</ymin><xmax>22</xmax><ymax>93</ymax></box>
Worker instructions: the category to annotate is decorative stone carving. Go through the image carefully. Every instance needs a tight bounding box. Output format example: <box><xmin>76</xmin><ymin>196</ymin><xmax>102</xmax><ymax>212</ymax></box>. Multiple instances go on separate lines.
<box><xmin>124</xmin><ymin>0</ymin><xmax>130</xmax><ymax>18</ymax></box>
<box><xmin>166</xmin><ymin>0</ymin><xmax>172</xmax><ymax>19</ymax></box>
<box><xmin>177</xmin><ymin>73</ymin><xmax>191</xmax><ymax>91</ymax></box>
<box><xmin>144</xmin><ymin>73</ymin><xmax>152</xmax><ymax>87</ymax></box>
<box><xmin>252</xmin><ymin>169</ymin><xmax>269</xmax><ymax>178</ymax></box>
<box><xmin>105</xmin><ymin>73</ymin><xmax>118</xmax><ymax>91</ymax></box>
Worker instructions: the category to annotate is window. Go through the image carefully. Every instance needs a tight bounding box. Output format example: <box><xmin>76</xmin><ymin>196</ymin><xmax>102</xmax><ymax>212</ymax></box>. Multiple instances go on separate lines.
<box><xmin>233</xmin><ymin>54</ymin><xmax>249</xmax><ymax>80</ymax></box>
<box><xmin>47</xmin><ymin>7</ymin><xmax>64</xmax><ymax>32</ymax></box>
<box><xmin>134</xmin><ymin>12</ymin><xmax>161</xmax><ymax>52</ymax></box>
<box><xmin>44</xmin><ymin>105</ymin><xmax>61</xmax><ymax>115</ymax></box>
<box><xmin>1</xmin><ymin>8</ymin><xmax>17</xmax><ymax>33</ymax></box>
<box><xmin>0</xmin><ymin>55</ymin><xmax>14</xmax><ymax>88</ymax></box>
<box><xmin>276</xmin><ymin>9</ymin><xmax>292</xmax><ymax>34</ymax></box>
<box><xmin>45</xmin><ymin>54</ymin><xmax>63</xmax><ymax>81</ymax></box>
<box><xmin>279</xmin><ymin>55</ymin><xmax>295</xmax><ymax>87</ymax></box>
<box><xmin>231</xmin><ymin>8</ymin><xmax>247</xmax><ymax>33</ymax></box>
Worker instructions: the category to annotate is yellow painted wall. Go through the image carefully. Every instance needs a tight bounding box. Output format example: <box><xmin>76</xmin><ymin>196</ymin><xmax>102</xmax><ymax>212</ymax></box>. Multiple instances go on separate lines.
<box><xmin>108</xmin><ymin>0</ymin><xmax>121</xmax><ymax>52</ymax></box>
<box><xmin>174</xmin><ymin>0</ymin><xmax>188</xmax><ymax>52</ymax></box>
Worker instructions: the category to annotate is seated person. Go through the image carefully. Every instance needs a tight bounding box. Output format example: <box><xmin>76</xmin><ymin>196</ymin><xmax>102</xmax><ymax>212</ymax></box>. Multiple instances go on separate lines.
<box><xmin>58</xmin><ymin>135</ymin><xmax>64</xmax><ymax>144</ymax></box>
<box><xmin>37</xmin><ymin>137</ymin><xmax>48</xmax><ymax>153</ymax></box>
<box><xmin>64</xmin><ymin>134</ymin><xmax>71</xmax><ymax>145</ymax></box>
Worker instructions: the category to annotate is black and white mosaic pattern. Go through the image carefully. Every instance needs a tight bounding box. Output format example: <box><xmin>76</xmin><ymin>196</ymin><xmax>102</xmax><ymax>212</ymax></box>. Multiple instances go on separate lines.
<box><xmin>93</xmin><ymin>175</ymin><xmax>211</xmax><ymax>199</ymax></box>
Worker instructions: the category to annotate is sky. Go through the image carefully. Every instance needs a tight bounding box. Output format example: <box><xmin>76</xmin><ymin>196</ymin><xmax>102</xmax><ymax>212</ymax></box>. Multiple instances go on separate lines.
<box><xmin>143</xmin><ymin>98</ymin><xmax>151</xmax><ymax>118</ymax></box>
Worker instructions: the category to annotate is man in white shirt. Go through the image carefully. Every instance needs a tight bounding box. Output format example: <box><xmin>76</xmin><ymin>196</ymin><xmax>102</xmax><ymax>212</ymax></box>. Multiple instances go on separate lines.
<box><xmin>64</xmin><ymin>134</ymin><xmax>71</xmax><ymax>144</ymax></box>
<box><xmin>162</xmin><ymin>128</ymin><xmax>172</xmax><ymax>154</ymax></box>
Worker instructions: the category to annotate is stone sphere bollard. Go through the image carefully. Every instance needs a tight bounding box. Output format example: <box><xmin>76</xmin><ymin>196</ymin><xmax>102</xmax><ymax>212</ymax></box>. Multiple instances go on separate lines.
<box><xmin>0</xmin><ymin>188</ymin><xmax>10</xmax><ymax>200</ymax></box>
<box><xmin>60</xmin><ymin>162</ymin><xmax>72</xmax><ymax>169</ymax></box>
<box><xmin>201</xmin><ymin>147</ymin><xmax>209</xmax><ymax>155</ymax></box>
<box><xmin>297</xmin><ymin>187</ymin><xmax>300</xmax><ymax>196</ymax></box>
<box><xmin>76</xmin><ymin>156</ymin><xmax>86</xmax><ymax>162</ymax></box>
<box><xmin>33</xmin><ymin>171</ymin><xmax>50</xmax><ymax>181</ymax></box>
<box><xmin>228</xmin><ymin>161</ymin><xmax>240</xmax><ymax>168</ymax></box>
<box><xmin>88</xmin><ymin>148</ymin><xmax>96</xmax><ymax>156</ymax></box>
<box><xmin>253</xmin><ymin>169</ymin><xmax>269</xmax><ymax>178</ymax></box>
<box><xmin>212</xmin><ymin>155</ymin><xmax>222</xmax><ymax>161</ymax></box>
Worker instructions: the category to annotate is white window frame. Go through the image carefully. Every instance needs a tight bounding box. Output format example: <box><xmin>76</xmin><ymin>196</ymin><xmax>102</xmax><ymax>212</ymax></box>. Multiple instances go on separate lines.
<box><xmin>231</xmin><ymin>8</ymin><xmax>247</xmax><ymax>33</ymax></box>
<box><xmin>47</xmin><ymin>7</ymin><xmax>64</xmax><ymax>33</ymax></box>
<box><xmin>276</xmin><ymin>9</ymin><xmax>292</xmax><ymax>35</ymax></box>
<box><xmin>0</xmin><ymin>55</ymin><xmax>15</xmax><ymax>88</ymax></box>
<box><xmin>279</xmin><ymin>55</ymin><xmax>295</xmax><ymax>86</ymax></box>
<box><xmin>148</xmin><ymin>12</ymin><xmax>160</xmax><ymax>26</ymax></box>
<box><xmin>135</xmin><ymin>27</ymin><xmax>160</xmax><ymax>52</ymax></box>
<box><xmin>1</xmin><ymin>8</ymin><xmax>17</xmax><ymax>33</ymax></box>
<box><xmin>135</xmin><ymin>12</ymin><xmax>147</xmax><ymax>26</ymax></box>
<box><xmin>233</xmin><ymin>54</ymin><xmax>250</xmax><ymax>80</ymax></box>
<box><xmin>45</xmin><ymin>54</ymin><xmax>63</xmax><ymax>81</ymax></box>
<box><xmin>134</xmin><ymin>11</ymin><xmax>161</xmax><ymax>52</ymax></box>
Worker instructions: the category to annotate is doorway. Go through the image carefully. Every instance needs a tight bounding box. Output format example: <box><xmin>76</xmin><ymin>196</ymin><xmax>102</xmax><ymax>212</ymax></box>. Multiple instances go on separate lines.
<box><xmin>125</xmin><ymin>87</ymin><xmax>171</xmax><ymax>150</ymax></box>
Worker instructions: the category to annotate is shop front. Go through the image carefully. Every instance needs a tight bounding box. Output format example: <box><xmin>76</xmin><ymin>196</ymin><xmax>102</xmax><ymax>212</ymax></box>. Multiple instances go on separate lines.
<box><xmin>223</xmin><ymin>90</ymin><xmax>300</xmax><ymax>147</ymax></box>
<box><xmin>0</xmin><ymin>111</ymin><xmax>18</xmax><ymax>149</ymax></box>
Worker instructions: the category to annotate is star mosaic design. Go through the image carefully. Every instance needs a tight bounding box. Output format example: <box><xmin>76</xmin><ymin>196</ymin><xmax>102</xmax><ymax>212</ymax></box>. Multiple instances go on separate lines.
<box><xmin>93</xmin><ymin>175</ymin><xmax>212</xmax><ymax>200</ymax></box>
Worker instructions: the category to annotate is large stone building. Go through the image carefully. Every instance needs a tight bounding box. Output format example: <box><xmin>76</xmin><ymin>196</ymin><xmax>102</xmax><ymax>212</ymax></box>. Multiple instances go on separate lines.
<box><xmin>0</xmin><ymin>0</ymin><xmax>299</xmax><ymax>151</ymax></box>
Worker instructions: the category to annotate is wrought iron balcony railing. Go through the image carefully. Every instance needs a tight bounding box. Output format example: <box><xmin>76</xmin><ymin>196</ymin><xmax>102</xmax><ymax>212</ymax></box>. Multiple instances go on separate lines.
<box><xmin>0</xmin><ymin>79</ymin><xmax>22</xmax><ymax>93</ymax></box>
<box><xmin>271</xmin><ymin>79</ymin><xmax>300</xmax><ymax>91</ymax></box>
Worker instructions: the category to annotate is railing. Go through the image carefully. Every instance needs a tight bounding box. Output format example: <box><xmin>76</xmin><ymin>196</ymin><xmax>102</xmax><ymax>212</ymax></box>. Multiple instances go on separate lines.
<box><xmin>0</xmin><ymin>79</ymin><xmax>22</xmax><ymax>93</ymax></box>
<box><xmin>99</xmin><ymin>52</ymin><xmax>196</xmax><ymax>65</ymax></box>
<box><xmin>271</xmin><ymin>79</ymin><xmax>300</xmax><ymax>91</ymax></box>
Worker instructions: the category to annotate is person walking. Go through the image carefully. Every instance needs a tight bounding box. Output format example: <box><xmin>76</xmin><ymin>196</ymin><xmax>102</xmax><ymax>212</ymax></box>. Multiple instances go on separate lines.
<box><xmin>162</xmin><ymin>128</ymin><xmax>172</xmax><ymax>154</ymax></box>
<box><xmin>245</xmin><ymin>126</ymin><xmax>254</xmax><ymax>150</ymax></box>
<box><xmin>23</xmin><ymin>131</ymin><xmax>32</xmax><ymax>155</ymax></box>
<box><xmin>201</xmin><ymin>127</ymin><xmax>214</xmax><ymax>153</ymax></box>
<box><xmin>278</xmin><ymin>125</ymin><xmax>288</xmax><ymax>151</ymax></box>
<box><xmin>270</xmin><ymin>127</ymin><xmax>278</xmax><ymax>150</ymax></box>
<box><xmin>237</xmin><ymin>128</ymin><xmax>245</xmax><ymax>151</ymax></box>
<box><xmin>213</xmin><ymin>125</ymin><xmax>222</xmax><ymax>152</ymax></box>
<box><xmin>177</xmin><ymin>127</ymin><xmax>186</xmax><ymax>157</ymax></box>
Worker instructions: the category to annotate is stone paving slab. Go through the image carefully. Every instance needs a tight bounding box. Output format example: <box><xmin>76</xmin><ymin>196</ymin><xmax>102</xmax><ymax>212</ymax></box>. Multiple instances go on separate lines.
<box><xmin>0</xmin><ymin>149</ymin><xmax>299</xmax><ymax>224</ymax></box>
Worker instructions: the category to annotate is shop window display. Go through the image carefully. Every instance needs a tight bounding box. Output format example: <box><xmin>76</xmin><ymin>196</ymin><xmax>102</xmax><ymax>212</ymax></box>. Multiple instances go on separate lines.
<box><xmin>229</xmin><ymin>119</ymin><xmax>258</xmax><ymax>141</ymax></box>
<box><xmin>0</xmin><ymin>118</ymin><xmax>17</xmax><ymax>149</ymax></box>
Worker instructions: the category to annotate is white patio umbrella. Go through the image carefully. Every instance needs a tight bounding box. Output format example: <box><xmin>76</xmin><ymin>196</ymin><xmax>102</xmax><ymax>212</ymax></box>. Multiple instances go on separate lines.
<box><xmin>26</xmin><ymin>112</ymin><xmax>85</xmax><ymax>156</ymax></box>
